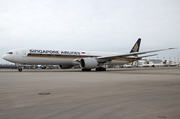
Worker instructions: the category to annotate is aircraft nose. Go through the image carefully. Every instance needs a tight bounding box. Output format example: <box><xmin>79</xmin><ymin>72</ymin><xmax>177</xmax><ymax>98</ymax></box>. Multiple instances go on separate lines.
<box><xmin>2</xmin><ymin>54</ymin><xmax>7</xmax><ymax>60</ymax></box>
<box><xmin>2</xmin><ymin>54</ymin><xmax>12</xmax><ymax>62</ymax></box>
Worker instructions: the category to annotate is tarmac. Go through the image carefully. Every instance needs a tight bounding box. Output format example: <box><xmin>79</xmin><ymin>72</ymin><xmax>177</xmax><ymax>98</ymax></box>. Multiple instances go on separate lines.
<box><xmin>0</xmin><ymin>67</ymin><xmax>180</xmax><ymax>119</ymax></box>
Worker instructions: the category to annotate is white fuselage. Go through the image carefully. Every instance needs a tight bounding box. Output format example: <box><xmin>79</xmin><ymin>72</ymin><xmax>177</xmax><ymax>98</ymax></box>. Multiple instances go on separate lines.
<box><xmin>2</xmin><ymin>48</ymin><xmax>133</xmax><ymax>65</ymax></box>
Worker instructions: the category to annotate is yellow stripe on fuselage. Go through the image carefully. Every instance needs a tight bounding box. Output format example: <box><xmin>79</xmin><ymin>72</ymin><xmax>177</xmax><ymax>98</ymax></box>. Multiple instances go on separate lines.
<box><xmin>27</xmin><ymin>54</ymin><xmax>140</xmax><ymax>62</ymax></box>
<box><xmin>27</xmin><ymin>54</ymin><xmax>94</xmax><ymax>59</ymax></box>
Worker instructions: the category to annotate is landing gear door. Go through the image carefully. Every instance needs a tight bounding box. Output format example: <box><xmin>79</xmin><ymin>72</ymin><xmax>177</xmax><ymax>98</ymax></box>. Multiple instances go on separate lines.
<box><xmin>22</xmin><ymin>51</ymin><xmax>27</xmax><ymax>58</ymax></box>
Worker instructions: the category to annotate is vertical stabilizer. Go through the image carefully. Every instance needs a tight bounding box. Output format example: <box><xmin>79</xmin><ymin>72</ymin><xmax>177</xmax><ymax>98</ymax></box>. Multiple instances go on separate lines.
<box><xmin>130</xmin><ymin>38</ymin><xmax>141</xmax><ymax>53</ymax></box>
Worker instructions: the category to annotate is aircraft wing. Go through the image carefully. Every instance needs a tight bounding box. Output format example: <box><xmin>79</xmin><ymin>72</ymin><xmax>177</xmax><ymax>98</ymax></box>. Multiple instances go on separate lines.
<box><xmin>138</xmin><ymin>54</ymin><xmax>158</xmax><ymax>58</ymax></box>
<box><xmin>97</xmin><ymin>48</ymin><xmax>176</xmax><ymax>60</ymax></box>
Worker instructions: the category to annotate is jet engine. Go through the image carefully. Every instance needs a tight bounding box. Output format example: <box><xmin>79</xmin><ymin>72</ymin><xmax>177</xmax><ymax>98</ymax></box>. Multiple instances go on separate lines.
<box><xmin>59</xmin><ymin>65</ymin><xmax>73</xmax><ymax>69</ymax></box>
<box><xmin>80</xmin><ymin>58</ymin><xmax>98</xmax><ymax>69</ymax></box>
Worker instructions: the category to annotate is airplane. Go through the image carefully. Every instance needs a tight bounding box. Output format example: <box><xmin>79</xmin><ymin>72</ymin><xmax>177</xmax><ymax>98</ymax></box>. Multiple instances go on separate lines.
<box><xmin>2</xmin><ymin>38</ymin><xmax>176</xmax><ymax>72</ymax></box>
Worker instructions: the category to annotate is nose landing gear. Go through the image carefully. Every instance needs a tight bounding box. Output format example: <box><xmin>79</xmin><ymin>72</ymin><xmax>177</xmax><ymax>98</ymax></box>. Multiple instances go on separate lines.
<box><xmin>18</xmin><ymin>67</ymin><xmax>22</xmax><ymax>72</ymax></box>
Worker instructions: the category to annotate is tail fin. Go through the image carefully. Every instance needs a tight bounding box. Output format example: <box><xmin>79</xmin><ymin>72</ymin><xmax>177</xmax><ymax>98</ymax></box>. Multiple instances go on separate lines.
<box><xmin>130</xmin><ymin>38</ymin><xmax>141</xmax><ymax>53</ymax></box>
<box><xmin>163</xmin><ymin>60</ymin><xmax>167</xmax><ymax>64</ymax></box>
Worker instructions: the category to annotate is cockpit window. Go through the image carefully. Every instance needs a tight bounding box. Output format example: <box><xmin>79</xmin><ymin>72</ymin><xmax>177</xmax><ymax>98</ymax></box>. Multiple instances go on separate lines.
<box><xmin>6</xmin><ymin>52</ymin><xmax>13</xmax><ymax>54</ymax></box>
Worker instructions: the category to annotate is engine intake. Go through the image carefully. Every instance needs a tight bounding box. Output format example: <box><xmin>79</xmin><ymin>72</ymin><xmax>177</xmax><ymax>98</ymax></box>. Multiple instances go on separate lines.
<box><xmin>80</xmin><ymin>58</ymin><xmax>98</xmax><ymax>69</ymax></box>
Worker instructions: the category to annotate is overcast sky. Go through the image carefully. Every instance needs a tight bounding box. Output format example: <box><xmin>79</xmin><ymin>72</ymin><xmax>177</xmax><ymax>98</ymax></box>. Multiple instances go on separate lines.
<box><xmin>0</xmin><ymin>0</ymin><xmax>180</xmax><ymax>64</ymax></box>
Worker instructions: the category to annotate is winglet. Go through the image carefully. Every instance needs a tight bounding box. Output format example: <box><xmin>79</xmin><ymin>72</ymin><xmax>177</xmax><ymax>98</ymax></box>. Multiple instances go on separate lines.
<box><xmin>130</xmin><ymin>38</ymin><xmax>141</xmax><ymax>53</ymax></box>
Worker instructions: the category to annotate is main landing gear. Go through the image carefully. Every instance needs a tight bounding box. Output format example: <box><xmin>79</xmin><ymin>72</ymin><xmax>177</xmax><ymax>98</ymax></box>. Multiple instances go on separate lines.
<box><xmin>96</xmin><ymin>67</ymin><xmax>106</xmax><ymax>71</ymax></box>
<box><xmin>82</xmin><ymin>68</ymin><xmax>106</xmax><ymax>71</ymax></box>
<box><xmin>96</xmin><ymin>63</ymin><xmax>106</xmax><ymax>71</ymax></box>
<box><xmin>82</xmin><ymin>69</ymin><xmax>91</xmax><ymax>71</ymax></box>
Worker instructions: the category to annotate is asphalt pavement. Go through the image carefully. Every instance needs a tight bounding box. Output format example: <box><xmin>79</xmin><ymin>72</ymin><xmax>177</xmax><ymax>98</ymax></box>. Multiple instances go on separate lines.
<box><xmin>0</xmin><ymin>67</ymin><xmax>180</xmax><ymax>119</ymax></box>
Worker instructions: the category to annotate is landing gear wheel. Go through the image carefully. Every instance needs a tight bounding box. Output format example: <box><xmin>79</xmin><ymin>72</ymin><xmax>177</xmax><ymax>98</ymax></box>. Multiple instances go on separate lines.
<box><xmin>96</xmin><ymin>68</ymin><xmax>106</xmax><ymax>71</ymax></box>
<box><xmin>18</xmin><ymin>68</ymin><xmax>22</xmax><ymax>72</ymax></box>
<box><xmin>82</xmin><ymin>69</ymin><xmax>91</xmax><ymax>71</ymax></box>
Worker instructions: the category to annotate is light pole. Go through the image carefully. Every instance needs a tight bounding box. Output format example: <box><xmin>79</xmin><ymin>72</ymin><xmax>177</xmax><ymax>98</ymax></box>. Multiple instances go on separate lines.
<box><xmin>169</xmin><ymin>57</ymin><xmax>171</xmax><ymax>66</ymax></box>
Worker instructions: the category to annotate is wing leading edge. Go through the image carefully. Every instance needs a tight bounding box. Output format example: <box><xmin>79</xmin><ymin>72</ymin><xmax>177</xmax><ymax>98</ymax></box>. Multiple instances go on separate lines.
<box><xmin>97</xmin><ymin>48</ymin><xmax>177</xmax><ymax>60</ymax></box>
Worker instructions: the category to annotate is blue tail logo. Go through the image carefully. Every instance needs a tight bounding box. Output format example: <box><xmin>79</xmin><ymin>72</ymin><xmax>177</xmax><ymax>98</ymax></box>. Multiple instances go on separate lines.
<box><xmin>130</xmin><ymin>38</ymin><xmax>141</xmax><ymax>53</ymax></box>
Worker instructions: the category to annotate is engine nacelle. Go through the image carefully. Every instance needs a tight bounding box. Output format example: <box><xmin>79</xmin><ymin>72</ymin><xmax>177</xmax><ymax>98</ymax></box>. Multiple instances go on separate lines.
<box><xmin>59</xmin><ymin>65</ymin><xmax>73</xmax><ymax>69</ymax></box>
<box><xmin>80</xmin><ymin>58</ymin><xmax>98</xmax><ymax>69</ymax></box>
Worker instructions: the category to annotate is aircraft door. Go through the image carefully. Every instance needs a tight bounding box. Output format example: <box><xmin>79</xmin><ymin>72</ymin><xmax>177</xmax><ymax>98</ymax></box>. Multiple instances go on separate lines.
<box><xmin>51</xmin><ymin>53</ymin><xmax>55</xmax><ymax>58</ymax></box>
<box><xmin>22</xmin><ymin>51</ymin><xmax>27</xmax><ymax>58</ymax></box>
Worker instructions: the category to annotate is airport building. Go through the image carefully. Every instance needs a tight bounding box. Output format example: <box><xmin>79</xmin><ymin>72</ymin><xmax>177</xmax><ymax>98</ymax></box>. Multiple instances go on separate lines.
<box><xmin>0</xmin><ymin>64</ymin><xmax>17</xmax><ymax>69</ymax></box>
